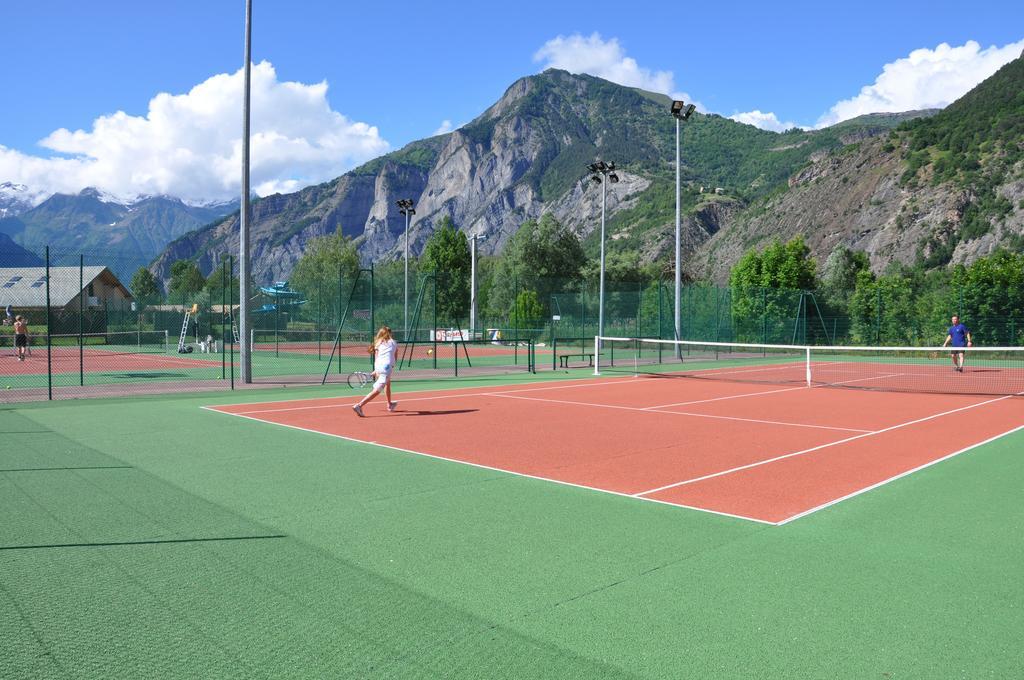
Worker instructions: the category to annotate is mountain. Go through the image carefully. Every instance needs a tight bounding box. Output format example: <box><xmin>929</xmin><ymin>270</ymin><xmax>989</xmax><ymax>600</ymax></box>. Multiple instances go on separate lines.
<box><xmin>0</xmin><ymin>233</ymin><xmax>44</xmax><ymax>267</ymax></box>
<box><xmin>0</xmin><ymin>189</ymin><xmax>235</xmax><ymax>275</ymax></box>
<box><xmin>0</xmin><ymin>182</ymin><xmax>36</xmax><ymax>219</ymax></box>
<box><xmin>152</xmin><ymin>69</ymin><xmax>929</xmax><ymax>285</ymax></box>
<box><xmin>687</xmin><ymin>55</ymin><xmax>1024</xmax><ymax>281</ymax></box>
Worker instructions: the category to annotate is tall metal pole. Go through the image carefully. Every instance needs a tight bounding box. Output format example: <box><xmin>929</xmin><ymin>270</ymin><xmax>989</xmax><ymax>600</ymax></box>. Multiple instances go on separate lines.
<box><xmin>404</xmin><ymin>210</ymin><xmax>410</xmax><ymax>339</ymax></box>
<box><xmin>599</xmin><ymin>177</ymin><xmax>607</xmax><ymax>346</ymax></box>
<box><xmin>238</xmin><ymin>0</ymin><xmax>253</xmax><ymax>383</ymax></box>
<box><xmin>675</xmin><ymin>116</ymin><xmax>682</xmax><ymax>355</ymax></box>
<box><xmin>470</xmin><ymin>234</ymin><xmax>483</xmax><ymax>338</ymax></box>
<box><xmin>670</xmin><ymin>100</ymin><xmax>694</xmax><ymax>354</ymax></box>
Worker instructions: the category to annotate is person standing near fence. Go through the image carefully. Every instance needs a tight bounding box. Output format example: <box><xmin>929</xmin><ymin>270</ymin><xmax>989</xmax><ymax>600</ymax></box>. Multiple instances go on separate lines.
<box><xmin>13</xmin><ymin>315</ymin><xmax>29</xmax><ymax>361</ymax></box>
<box><xmin>352</xmin><ymin>326</ymin><xmax>398</xmax><ymax>416</ymax></box>
<box><xmin>942</xmin><ymin>314</ymin><xmax>972</xmax><ymax>373</ymax></box>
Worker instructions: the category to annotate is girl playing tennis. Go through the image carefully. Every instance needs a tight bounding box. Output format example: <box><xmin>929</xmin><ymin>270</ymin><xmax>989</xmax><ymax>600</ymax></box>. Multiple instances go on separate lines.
<box><xmin>352</xmin><ymin>326</ymin><xmax>398</xmax><ymax>416</ymax></box>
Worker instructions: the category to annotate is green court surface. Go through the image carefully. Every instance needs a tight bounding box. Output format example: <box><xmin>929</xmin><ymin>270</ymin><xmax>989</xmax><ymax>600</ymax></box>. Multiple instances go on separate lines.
<box><xmin>2</xmin><ymin>372</ymin><xmax>1022</xmax><ymax>678</ymax></box>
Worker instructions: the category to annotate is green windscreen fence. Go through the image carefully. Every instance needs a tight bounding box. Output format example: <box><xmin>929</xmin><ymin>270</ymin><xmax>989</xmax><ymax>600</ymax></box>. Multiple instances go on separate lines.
<box><xmin>2</xmin><ymin>243</ymin><xmax>1022</xmax><ymax>403</ymax></box>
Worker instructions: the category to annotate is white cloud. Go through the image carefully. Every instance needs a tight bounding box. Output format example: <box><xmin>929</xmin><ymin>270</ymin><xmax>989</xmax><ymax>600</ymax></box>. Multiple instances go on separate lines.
<box><xmin>433</xmin><ymin>120</ymin><xmax>454</xmax><ymax>136</ymax></box>
<box><xmin>0</xmin><ymin>61</ymin><xmax>389</xmax><ymax>204</ymax></box>
<box><xmin>534</xmin><ymin>32</ymin><xmax>702</xmax><ymax>109</ymax></box>
<box><xmin>729</xmin><ymin>110</ymin><xmax>802</xmax><ymax>133</ymax></box>
<box><xmin>817</xmin><ymin>39</ymin><xmax>1024</xmax><ymax>127</ymax></box>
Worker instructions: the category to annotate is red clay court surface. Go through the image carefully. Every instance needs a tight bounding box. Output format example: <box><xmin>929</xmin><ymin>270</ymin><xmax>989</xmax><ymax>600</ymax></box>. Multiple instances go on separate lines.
<box><xmin>2</xmin><ymin>348</ymin><xmax>220</xmax><ymax>375</ymax></box>
<box><xmin>205</xmin><ymin>375</ymin><xmax>1024</xmax><ymax>524</ymax></box>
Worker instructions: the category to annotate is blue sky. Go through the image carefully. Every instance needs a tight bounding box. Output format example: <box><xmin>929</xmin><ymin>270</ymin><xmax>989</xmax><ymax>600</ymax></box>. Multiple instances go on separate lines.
<box><xmin>1</xmin><ymin>0</ymin><xmax>1021</xmax><ymax>204</ymax></box>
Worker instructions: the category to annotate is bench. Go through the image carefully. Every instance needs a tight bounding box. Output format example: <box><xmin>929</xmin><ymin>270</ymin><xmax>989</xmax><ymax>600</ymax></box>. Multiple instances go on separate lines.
<box><xmin>559</xmin><ymin>353</ymin><xmax>596</xmax><ymax>368</ymax></box>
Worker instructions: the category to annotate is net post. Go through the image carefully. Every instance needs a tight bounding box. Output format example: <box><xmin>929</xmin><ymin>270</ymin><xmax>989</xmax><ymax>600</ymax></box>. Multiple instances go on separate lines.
<box><xmin>805</xmin><ymin>346</ymin><xmax>812</xmax><ymax>386</ymax></box>
<box><xmin>593</xmin><ymin>335</ymin><xmax>601</xmax><ymax>376</ymax></box>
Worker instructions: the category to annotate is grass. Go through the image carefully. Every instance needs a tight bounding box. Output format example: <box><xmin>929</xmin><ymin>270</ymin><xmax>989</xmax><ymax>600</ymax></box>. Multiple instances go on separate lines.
<box><xmin>1</xmin><ymin>371</ymin><xmax>1022</xmax><ymax>677</ymax></box>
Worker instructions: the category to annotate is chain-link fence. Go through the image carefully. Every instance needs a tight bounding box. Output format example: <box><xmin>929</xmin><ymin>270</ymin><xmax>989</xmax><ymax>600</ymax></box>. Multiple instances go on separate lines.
<box><xmin>3</xmin><ymin>243</ymin><xmax>1021</xmax><ymax>403</ymax></box>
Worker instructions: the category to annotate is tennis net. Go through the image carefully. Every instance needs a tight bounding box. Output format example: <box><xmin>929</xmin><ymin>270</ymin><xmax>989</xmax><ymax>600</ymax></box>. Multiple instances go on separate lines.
<box><xmin>593</xmin><ymin>336</ymin><xmax>1024</xmax><ymax>396</ymax></box>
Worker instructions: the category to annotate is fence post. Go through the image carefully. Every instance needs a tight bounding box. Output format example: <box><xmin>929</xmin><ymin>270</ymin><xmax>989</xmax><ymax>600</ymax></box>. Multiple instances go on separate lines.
<box><xmin>876</xmin><ymin>287</ymin><xmax>882</xmax><ymax>345</ymax></box>
<box><xmin>761</xmin><ymin>287</ymin><xmax>767</xmax><ymax>344</ymax></box>
<box><xmin>342</xmin><ymin>261</ymin><xmax>350</xmax><ymax>374</ymax></box>
<box><xmin>230</xmin><ymin>255</ymin><xmax>235</xmax><ymax>390</ymax></box>
<box><xmin>46</xmin><ymin>246</ymin><xmax>52</xmax><ymax>400</ymax></box>
<box><xmin>432</xmin><ymin>274</ymin><xmax>438</xmax><ymax>369</ymax></box>
<box><xmin>221</xmin><ymin>257</ymin><xmax>227</xmax><ymax>379</ymax></box>
<box><xmin>79</xmin><ymin>254</ymin><xmax>84</xmax><ymax>386</ymax></box>
<box><xmin>514</xmin><ymin>273</ymin><xmax>519</xmax><ymax>361</ymax></box>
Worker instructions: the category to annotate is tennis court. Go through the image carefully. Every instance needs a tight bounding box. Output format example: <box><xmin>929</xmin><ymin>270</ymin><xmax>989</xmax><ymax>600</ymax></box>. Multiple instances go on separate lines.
<box><xmin>4</xmin><ymin>338</ymin><xmax>1024</xmax><ymax>677</ymax></box>
<box><xmin>207</xmin><ymin>364</ymin><xmax>1023</xmax><ymax>524</ymax></box>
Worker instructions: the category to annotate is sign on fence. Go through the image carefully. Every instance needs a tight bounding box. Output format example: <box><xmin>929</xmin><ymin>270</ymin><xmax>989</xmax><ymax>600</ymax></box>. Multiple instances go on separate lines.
<box><xmin>433</xmin><ymin>329</ymin><xmax>469</xmax><ymax>342</ymax></box>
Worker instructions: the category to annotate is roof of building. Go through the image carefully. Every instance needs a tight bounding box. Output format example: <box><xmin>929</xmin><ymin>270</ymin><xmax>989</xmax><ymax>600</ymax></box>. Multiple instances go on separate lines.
<box><xmin>0</xmin><ymin>266</ymin><xmax>132</xmax><ymax>308</ymax></box>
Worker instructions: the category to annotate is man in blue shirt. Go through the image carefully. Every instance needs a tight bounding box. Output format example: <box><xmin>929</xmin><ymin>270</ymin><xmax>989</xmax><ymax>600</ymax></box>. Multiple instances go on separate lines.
<box><xmin>942</xmin><ymin>315</ymin><xmax>972</xmax><ymax>373</ymax></box>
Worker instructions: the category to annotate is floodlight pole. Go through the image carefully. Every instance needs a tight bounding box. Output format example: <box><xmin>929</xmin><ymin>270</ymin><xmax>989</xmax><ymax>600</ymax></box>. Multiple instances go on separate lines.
<box><xmin>670</xmin><ymin>100</ymin><xmax>695</xmax><ymax>358</ymax></box>
<box><xmin>470</xmin><ymin>234</ymin><xmax>487</xmax><ymax>338</ymax></box>
<box><xmin>239</xmin><ymin>0</ymin><xmax>253</xmax><ymax>383</ymax></box>
<box><xmin>588</xmin><ymin>160</ymin><xmax>618</xmax><ymax>350</ymax></box>
<box><xmin>675</xmin><ymin>115</ymin><xmax>681</xmax><ymax>353</ymax></box>
<box><xmin>599</xmin><ymin>176</ymin><xmax>607</xmax><ymax>346</ymax></box>
<box><xmin>403</xmin><ymin>209</ymin><xmax>410</xmax><ymax>338</ymax></box>
<box><xmin>397</xmin><ymin>199</ymin><xmax>415</xmax><ymax>340</ymax></box>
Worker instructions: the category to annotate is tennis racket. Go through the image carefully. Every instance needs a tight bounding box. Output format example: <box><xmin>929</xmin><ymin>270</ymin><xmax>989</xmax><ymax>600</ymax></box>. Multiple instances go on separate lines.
<box><xmin>347</xmin><ymin>371</ymin><xmax>372</xmax><ymax>388</ymax></box>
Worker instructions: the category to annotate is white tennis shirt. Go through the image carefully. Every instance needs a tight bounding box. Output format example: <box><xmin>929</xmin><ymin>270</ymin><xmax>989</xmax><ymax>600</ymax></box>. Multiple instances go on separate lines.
<box><xmin>374</xmin><ymin>338</ymin><xmax>397</xmax><ymax>373</ymax></box>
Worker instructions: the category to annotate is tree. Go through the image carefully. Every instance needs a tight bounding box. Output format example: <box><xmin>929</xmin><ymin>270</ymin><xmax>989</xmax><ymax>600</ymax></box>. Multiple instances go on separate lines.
<box><xmin>420</xmin><ymin>216</ymin><xmax>470</xmax><ymax>325</ymax></box>
<box><xmin>487</xmin><ymin>213</ymin><xmax>586</xmax><ymax>319</ymax></box>
<box><xmin>203</xmin><ymin>263</ymin><xmax>240</xmax><ymax>305</ymax></box>
<box><xmin>509</xmin><ymin>290</ymin><xmax>544</xmax><ymax>334</ymax></box>
<box><xmin>728</xmin><ymin>236</ymin><xmax>818</xmax><ymax>342</ymax></box>
<box><xmin>289</xmin><ymin>231</ymin><xmax>361</xmax><ymax>326</ymax></box>
<box><xmin>129</xmin><ymin>267</ymin><xmax>161</xmax><ymax>307</ymax></box>
<box><xmin>168</xmin><ymin>260</ymin><xmax>206</xmax><ymax>301</ymax></box>
<box><xmin>849</xmin><ymin>271</ymin><xmax>916</xmax><ymax>344</ymax></box>
<box><xmin>952</xmin><ymin>249</ymin><xmax>1024</xmax><ymax>344</ymax></box>
<box><xmin>819</xmin><ymin>245</ymin><xmax>870</xmax><ymax>313</ymax></box>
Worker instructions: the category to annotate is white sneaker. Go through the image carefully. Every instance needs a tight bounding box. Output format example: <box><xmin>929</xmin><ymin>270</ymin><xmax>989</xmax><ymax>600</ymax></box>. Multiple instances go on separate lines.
<box><xmin>352</xmin><ymin>404</ymin><xmax>364</xmax><ymax>417</ymax></box>
<box><xmin>388</xmin><ymin>401</ymin><xmax>398</xmax><ymax>412</ymax></box>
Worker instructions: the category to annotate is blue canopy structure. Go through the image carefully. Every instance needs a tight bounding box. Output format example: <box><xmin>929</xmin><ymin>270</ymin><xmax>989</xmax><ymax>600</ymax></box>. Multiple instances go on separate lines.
<box><xmin>254</xmin><ymin>281</ymin><xmax>306</xmax><ymax>313</ymax></box>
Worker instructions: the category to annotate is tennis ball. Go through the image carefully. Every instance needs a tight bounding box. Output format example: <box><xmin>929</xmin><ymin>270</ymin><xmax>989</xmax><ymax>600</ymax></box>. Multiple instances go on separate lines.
<box><xmin>427</xmin><ymin>348</ymin><xmax>433</xmax><ymax>355</ymax></box>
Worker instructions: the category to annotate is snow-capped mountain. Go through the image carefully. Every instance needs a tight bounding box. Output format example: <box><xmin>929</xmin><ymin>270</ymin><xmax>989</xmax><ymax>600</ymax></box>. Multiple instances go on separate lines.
<box><xmin>0</xmin><ymin>187</ymin><xmax>236</xmax><ymax>274</ymax></box>
<box><xmin>0</xmin><ymin>182</ymin><xmax>37</xmax><ymax>219</ymax></box>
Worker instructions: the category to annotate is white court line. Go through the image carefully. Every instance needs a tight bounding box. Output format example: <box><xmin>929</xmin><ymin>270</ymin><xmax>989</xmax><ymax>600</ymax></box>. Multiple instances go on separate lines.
<box><xmin>634</xmin><ymin>391</ymin><xmax>1020</xmax><ymax>497</ymax></box>
<box><xmin>774</xmin><ymin>424</ymin><xmax>1024</xmax><ymax>525</ymax></box>
<box><xmin>199</xmin><ymin>405</ymin><xmax>777</xmax><ymax>525</ymax></box>
<box><xmin>220</xmin><ymin>376</ymin><xmax>643</xmax><ymax>415</ymax></box>
<box><xmin>487</xmin><ymin>392</ymin><xmax>870</xmax><ymax>433</ymax></box>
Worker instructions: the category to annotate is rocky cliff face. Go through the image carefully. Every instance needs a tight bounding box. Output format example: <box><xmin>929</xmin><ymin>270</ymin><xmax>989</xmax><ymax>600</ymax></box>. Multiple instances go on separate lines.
<box><xmin>151</xmin><ymin>70</ymin><xmax>671</xmax><ymax>285</ymax></box>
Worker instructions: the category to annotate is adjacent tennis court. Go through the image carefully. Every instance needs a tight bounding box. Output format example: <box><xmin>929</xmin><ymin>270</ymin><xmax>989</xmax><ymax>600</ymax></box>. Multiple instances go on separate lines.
<box><xmin>207</xmin><ymin>363</ymin><xmax>1023</xmax><ymax>524</ymax></box>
